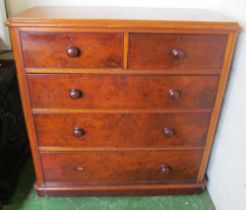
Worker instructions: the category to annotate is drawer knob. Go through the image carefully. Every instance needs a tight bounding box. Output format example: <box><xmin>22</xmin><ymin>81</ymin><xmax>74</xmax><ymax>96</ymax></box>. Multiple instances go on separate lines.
<box><xmin>67</xmin><ymin>46</ymin><xmax>81</xmax><ymax>57</ymax></box>
<box><xmin>73</xmin><ymin>128</ymin><xmax>86</xmax><ymax>137</ymax></box>
<box><xmin>168</xmin><ymin>88</ymin><xmax>181</xmax><ymax>100</ymax></box>
<box><xmin>172</xmin><ymin>48</ymin><xmax>185</xmax><ymax>60</ymax></box>
<box><xmin>160</xmin><ymin>164</ymin><xmax>171</xmax><ymax>174</ymax></box>
<box><xmin>163</xmin><ymin>128</ymin><xmax>175</xmax><ymax>137</ymax></box>
<box><xmin>69</xmin><ymin>89</ymin><xmax>83</xmax><ymax>99</ymax></box>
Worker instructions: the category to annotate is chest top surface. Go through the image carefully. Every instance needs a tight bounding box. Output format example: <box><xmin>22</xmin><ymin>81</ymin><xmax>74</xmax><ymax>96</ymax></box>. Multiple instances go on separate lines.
<box><xmin>6</xmin><ymin>7</ymin><xmax>239</xmax><ymax>30</ymax></box>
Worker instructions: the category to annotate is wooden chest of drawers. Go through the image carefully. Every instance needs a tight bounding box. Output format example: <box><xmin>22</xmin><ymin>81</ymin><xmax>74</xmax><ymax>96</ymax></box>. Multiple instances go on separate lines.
<box><xmin>6</xmin><ymin>7</ymin><xmax>239</xmax><ymax>196</ymax></box>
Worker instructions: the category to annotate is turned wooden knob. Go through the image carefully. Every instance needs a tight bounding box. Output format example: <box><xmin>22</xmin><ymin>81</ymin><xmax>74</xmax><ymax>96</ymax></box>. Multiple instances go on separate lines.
<box><xmin>163</xmin><ymin>128</ymin><xmax>175</xmax><ymax>137</ymax></box>
<box><xmin>171</xmin><ymin>48</ymin><xmax>185</xmax><ymax>60</ymax></box>
<box><xmin>67</xmin><ymin>46</ymin><xmax>81</xmax><ymax>57</ymax></box>
<box><xmin>73</xmin><ymin>128</ymin><xmax>86</xmax><ymax>137</ymax></box>
<box><xmin>69</xmin><ymin>89</ymin><xmax>83</xmax><ymax>99</ymax></box>
<box><xmin>168</xmin><ymin>89</ymin><xmax>181</xmax><ymax>100</ymax></box>
<box><xmin>160</xmin><ymin>164</ymin><xmax>171</xmax><ymax>174</ymax></box>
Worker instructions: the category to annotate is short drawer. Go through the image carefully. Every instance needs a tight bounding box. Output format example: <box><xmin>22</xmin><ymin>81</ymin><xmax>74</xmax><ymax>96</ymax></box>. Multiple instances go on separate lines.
<box><xmin>128</xmin><ymin>33</ymin><xmax>227</xmax><ymax>69</ymax></box>
<box><xmin>35</xmin><ymin>113</ymin><xmax>210</xmax><ymax>148</ymax></box>
<box><xmin>40</xmin><ymin>150</ymin><xmax>202</xmax><ymax>184</ymax></box>
<box><xmin>21</xmin><ymin>32</ymin><xmax>123</xmax><ymax>68</ymax></box>
<box><xmin>27</xmin><ymin>74</ymin><xmax>219</xmax><ymax>109</ymax></box>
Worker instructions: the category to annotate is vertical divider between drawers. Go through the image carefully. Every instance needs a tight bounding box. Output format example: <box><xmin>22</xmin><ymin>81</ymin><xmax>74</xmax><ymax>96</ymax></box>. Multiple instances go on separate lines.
<box><xmin>123</xmin><ymin>32</ymin><xmax>129</xmax><ymax>70</ymax></box>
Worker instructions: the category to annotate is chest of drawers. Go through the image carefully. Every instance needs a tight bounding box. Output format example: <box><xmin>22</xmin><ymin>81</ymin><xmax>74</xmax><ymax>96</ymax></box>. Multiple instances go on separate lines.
<box><xmin>6</xmin><ymin>7</ymin><xmax>239</xmax><ymax>196</ymax></box>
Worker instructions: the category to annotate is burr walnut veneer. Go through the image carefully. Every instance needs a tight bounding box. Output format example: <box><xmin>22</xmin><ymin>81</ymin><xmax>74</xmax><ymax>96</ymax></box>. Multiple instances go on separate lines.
<box><xmin>6</xmin><ymin>7</ymin><xmax>239</xmax><ymax>196</ymax></box>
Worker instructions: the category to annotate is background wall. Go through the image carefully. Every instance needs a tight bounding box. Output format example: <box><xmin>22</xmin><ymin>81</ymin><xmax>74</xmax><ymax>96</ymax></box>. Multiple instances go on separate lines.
<box><xmin>0</xmin><ymin>0</ymin><xmax>11</xmax><ymax>50</ymax></box>
<box><xmin>1</xmin><ymin>1</ymin><xmax>246</xmax><ymax>210</ymax></box>
<box><xmin>5</xmin><ymin>0</ymin><xmax>220</xmax><ymax>16</ymax></box>
<box><xmin>207</xmin><ymin>1</ymin><xmax>246</xmax><ymax>210</ymax></box>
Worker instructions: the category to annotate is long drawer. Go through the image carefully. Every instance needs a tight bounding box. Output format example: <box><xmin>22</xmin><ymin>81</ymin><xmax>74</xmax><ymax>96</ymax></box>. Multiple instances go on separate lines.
<box><xmin>34</xmin><ymin>112</ymin><xmax>210</xmax><ymax>148</ymax></box>
<box><xmin>128</xmin><ymin>33</ymin><xmax>227</xmax><ymax>70</ymax></box>
<box><xmin>27</xmin><ymin>74</ymin><xmax>219</xmax><ymax>109</ymax></box>
<box><xmin>40</xmin><ymin>150</ymin><xmax>202</xmax><ymax>184</ymax></box>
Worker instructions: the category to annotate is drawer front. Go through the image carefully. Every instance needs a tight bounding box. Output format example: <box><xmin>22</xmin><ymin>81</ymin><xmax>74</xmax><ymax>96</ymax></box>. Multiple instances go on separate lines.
<box><xmin>21</xmin><ymin>32</ymin><xmax>123</xmax><ymax>68</ymax></box>
<box><xmin>128</xmin><ymin>33</ymin><xmax>227</xmax><ymax>69</ymax></box>
<box><xmin>28</xmin><ymin>74</ymin><xmax>219</xmax><ymax>109</ymax></box>
<box><xmin>35</xmin><ymin>113</ymin><xmax>210</xmax><ymax>147</ymax></box>
<box><xmin>41</xmin><ymin>151</ymin><xmax>202</xmax><ymax>184</ymax></box>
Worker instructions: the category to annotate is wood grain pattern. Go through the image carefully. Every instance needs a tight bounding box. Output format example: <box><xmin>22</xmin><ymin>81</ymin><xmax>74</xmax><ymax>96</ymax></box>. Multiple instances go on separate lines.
<box><xmin>9</xmin><ymin>28</ymin><xmax>45</xmax><ymax>185</ymax></box>
<box><xmin>197</xmin><ymin>32</ymin><xmax>238</xmax><ymax>181</ymax></box>
<box><xmin>34</xmin><ymin>112</ymin><xmax>211</xmax><ymax>148</ymax></box>
<box><xmin>6</xmin><ymin>6</ymin><xmax>239</xmax><ymax>196</ymax></box>
<box><xmin>40</xmin><ymin>150</ymin><xmax>202</xmax><ymax>184</ymax></box>
<box><xmin>21</xmin><ymin>32</ymin><xmax>62</xmax><ymax>68</ymax></box>
<box><xmin>128</xmin><ymin>33</ymin><xmax>227</xmax><ymax>69</ymax></box>
<box><xmin>27</xmin><ymin>74</ymin><xmax>219</xmax><ymax>109</ymax></box>
<box><xmin>21</xmin><ymin>32</ymin><xmax>123</xmax><ymax>68</ymax></box>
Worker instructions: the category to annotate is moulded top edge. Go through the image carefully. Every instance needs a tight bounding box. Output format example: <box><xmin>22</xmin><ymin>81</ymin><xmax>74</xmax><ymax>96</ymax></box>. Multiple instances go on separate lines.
<box><xmin>6</xmin><ymin>6</ymin><xmax>240</xmax><ymax>31</ymax></box>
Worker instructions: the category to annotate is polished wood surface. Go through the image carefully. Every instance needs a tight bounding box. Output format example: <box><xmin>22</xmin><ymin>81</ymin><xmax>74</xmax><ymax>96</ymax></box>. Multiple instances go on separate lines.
<box><xmin>8</xmin><ymin>28</ymin><xmax>45</xmax><ymax>186</ymax></box>
<box><xmin>21</xmin><ymin>32</ymin><xmax>123</xmax><ymax>68</ymax></box>
<box><xmin>197</xmin><ymin>32</ymin><xmax>239</xmax><ymax>181</ymax></box>
<box><xmin>41</xmin><ymin>150</ymin><xmax>202</xmax><ymax>184</ymax></box>
<box><xmin>6</xmin><ymin>7</ymin><xmax>240</xmax><ymax>31</ymax></box>
<box><xmin>128</xmin><ymin>33</ymin><xmax>227</xmax><ymax>69</ymax></box>
<box><xmin>27</xmin><ymin>74</ymin><xmax>219</xmax><ymax>109</ymax></box>
<box><xmin>6</xmin><ymin>6</ymin><xmax>239</xmax><ymax>196</ymax></box>
<box><xmin>35</xmin><ymin>182</ymin><xmax>205</xmax><ymax>196</ymax></box>
<box><xmin>34</xmin><ymin>113</ymin><xmax>210</xmax><ymax>147</ymax></box>
<box><xmin>25</xmin><ymin>68</ymin><xmax>221</xmax><ymax>75</ymax></box>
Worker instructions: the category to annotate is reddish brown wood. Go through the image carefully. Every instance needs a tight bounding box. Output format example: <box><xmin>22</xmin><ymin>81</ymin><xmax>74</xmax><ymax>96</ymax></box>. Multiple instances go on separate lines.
<box><xmin>21</xmin><ymin>32</ymin><xmax>63</xmax><ymax>68</ymax></box>
<box><xmin>35</xmin><ymin>182</ymin><xmax>205</xmax><ymax>197</ymax></box>
<box><xmin>197</xmin><ymin>32</ymin><xmax>239</xmax><ymax>181</ymax></box>
<box><xmin>25</xmin><ymin>68</ymin><xmax>222</xmax><ymax>75</ymax></box>
<box><xmin>40</xmin><ymin>150</ymin><xmax>202</xmax><ymax>184</ymax></box>
<box><xmin>21</xmin><ymin>32</ymin><xmax>123</xmax><ymax>68</ymax></box>
<box><xmin>6</xmin><ymin>6</ymin><xmax>239</xmax><ymax>197</ymax></box>
<box><xmin>27</xmin><ymin>74</ymin><xmax>219</xmax><ymax>109</ymax></box>
<box><xmin>8</xmin><ymin>28</ymin><xmax>45</xmax><ymax>186</ymax></box>
<box><xmin>34</xmin><ymin>112</ymin><xmax>210</xmax><ymax>147</ymax></box>
<box><xmin>128</xmin><ymin>33</ymin><xmax>228</xmax><ymax>69</ymax></box>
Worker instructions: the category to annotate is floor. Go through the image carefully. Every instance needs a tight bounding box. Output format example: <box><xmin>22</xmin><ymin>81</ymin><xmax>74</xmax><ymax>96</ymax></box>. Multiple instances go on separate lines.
<box><xmin>0</xmin><ymin>52</ymin><xmax>14</xmax><ymax>60</ymax></box>
<box><xmin>4</xmin><ymin>159</ymin><xmax>216</xmax><ymax>210</ymax></box>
